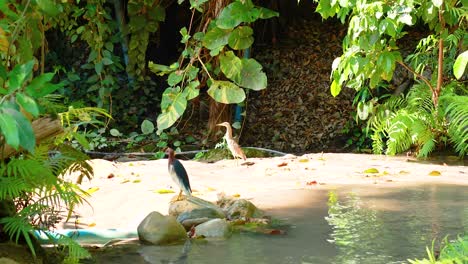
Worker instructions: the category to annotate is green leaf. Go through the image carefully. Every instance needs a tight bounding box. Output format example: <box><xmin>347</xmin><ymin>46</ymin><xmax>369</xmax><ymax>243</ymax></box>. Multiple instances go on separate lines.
<box><xmin>257</xmin><ymin>7</ymin><xmax>279</xmax><ymax>19</ymax></box>
<box><xmin>357</xmin><ymin>101</ymin><xmax>372</xmax><ymax>120</ymax></box>
<box><xmin>109</xmin><ymin>128</ymin><xmax>122</xmax><ymax>137</ymax></box>
<box><xmin>432</xmin><ymin>0</ymin><xmax>443</xmax><ymax>7</ymax></box>
<box><xmin>453</xmin><ymin>50</ymin><xmax>468</xmax><ymax>80</ymax></box>
<box><xmin>3</xmin><ymin>108</ymin><xmax>35</xmax><ymax>152</ymax></box>
<box><xmin>216</xmin><ymin>2</ymin><xmax>252</xmax><ymax>29</ymax></box>
<box><xmin>152</xmin><ymin>5</ymin><xmax>166</xmax><ymax>22</ymax></box>
<box><xmin>141</xmin><ymin>119</ymin><xmax>155</xmax><ymax>134</ymax></box>
<box><xmin>148</xmin><ymin>62</ymin><xmax>176</xmax><ymax>76</ymax></box>
<box><xmin>184</xmin><ymin>80</ymin><xmax>200</xmax><ymax>100</ymax></box>
<box><xmin>102</xmin><ymin>57</ymin><xmax>113</xmax><ymax>65</ymax></box>
<box><xmin>0</xmin><ymin>111</ymin><xmax>20</xmax><ymax>149</ymax></box>
<box><xmin>203</xmin><ymin>26</ymin><xmax>231</xmax><ymax>50</ymax></box>
<box><xmin>364</xmin><ymin>168</ymin><xmax>379</xmax><ymax>174</ymax></box>
<box><xmin>220</xmin><ymin>51</ymin><xmax>242</xmax><ymax>81</ymax></box>
<box><xmin>16</xmin><ymin>93</ymin><xmax>39</xmax><ymax>117</ymax></box>
<box><xmin>157</xmin><ymin>89</ymin><xmax>188</xmax><ymax>131</ymax></box>
<box><xmin>180</xmin><ymin>27</ymin><xmax>190</xmax><ymax>44</ymax></box>
<box><xmin>25</xmin><ymin>72</ymin><xmax>54</xmax><ymax>97</ymax></box>
<box><xmin>377</xmin><ymin>51</ymin><xmax>395</xmax><ymax>81</ymax></box>
<box><xmin>228</xmin><ymin>26</ymin><xmax>254</xmax><ymax>50</ymax></box>
<box><xmin>8</xmin><ymin>60</ymin><xmax>35</xmax><ymax>92</ymax></box>
<box><xmin>72</xmin><ymin>131</ymin><xmax>90</xmax><ymax>149</ymax></box>
<box><xmin>189</xmin><ymin>0</ymin><xmax>209</xmax><ymax>11</ymax></box>
<box><xmin>36</xmin><ymin>0</ymin><xmax>62</xmax><ymax>16</ymax></box>
<box><xmin>237</xmin><ymin>58</ymin><xmax>267</xmax><ymax>90</ymax></box>
<box><xmin>207</xmin><ymin>80</ymin><xmax>245</xmax><ymax>104</ymax></box>
<box><xmin>398</xmin><ymin>13</ymin><xmax>413</xmax><ymax>25</ymax></box>
<box><xmin>331</xmin><ymin>79</ymin><xmax>341</xmax><ymax>97</ymax></box>
<box><xmin>95</xmin><ymin>61</ymin><xmax>103</xmax><ymax>75</ymax></box>
<box><xmin>168</xmin><ymin>71</ymin><xmax>183</xmax><ymax>86</ymax></box>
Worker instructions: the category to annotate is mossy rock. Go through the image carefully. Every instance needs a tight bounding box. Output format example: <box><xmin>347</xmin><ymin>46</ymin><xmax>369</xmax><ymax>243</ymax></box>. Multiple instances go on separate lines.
<box><xmin>196</xmin><ymin>148</ymin><xmax>274</xmax><ymax>162</ymax></box>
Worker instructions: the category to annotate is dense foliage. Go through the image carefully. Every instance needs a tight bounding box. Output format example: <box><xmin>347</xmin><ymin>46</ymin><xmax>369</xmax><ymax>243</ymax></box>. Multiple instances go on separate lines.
<box><xmin>315</xmin><ymin>0</ymin><xmax>467</xmax><ymax>157</ymax></box>
<box><xmin>149</xmin><ymin>0</ymin><xmax>277</xmax><ymax>133</ymax></box>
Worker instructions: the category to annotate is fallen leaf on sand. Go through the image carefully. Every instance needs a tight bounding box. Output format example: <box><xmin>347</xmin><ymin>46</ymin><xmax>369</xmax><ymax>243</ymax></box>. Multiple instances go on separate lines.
<box><xmin>86</xmin><ymin>187</ymin><xmax>100</xmax><ymax>195</ymax></box>
<box><xmin>233</xmin><ymin>193</ymin><xmax>241</xmax><ymax>198</ymax></box>
<box><xmin>364</xmin><ymin>168</ymin><xmax>379</xmax><ymax>174</ymax></box>
<box><xmin>120</xmin><ymin>179</ymin><xmax>130</xmax><ymax>184</ymax></box>
<box><xmin>428</xmin><ymin>171</ymin><xmax>441</xmax><ymax>176</ymax></box>
<box><xmin>133</xmin><ymin>179</ymin><xmax>141</xmax><ymax>183</ymax></box>
<box><xmin>242</xmin><ymin>161</ymin><xmax>255</xmax><ymax>166</ymax></box>
<box><xmin>399</xmin><ymin>170</ymin><xmax>410</xmax><ymax>174</ymax></box>
<box><xmin>155</xmin><ymin>189</ymin><xmax>175</xmax><ymax>194</ymax></box>
<box><xmin>306</xmin><ymin>181</ymin><xmax>317</xmax><ymax>185</ymax></box>
<box><xmin>299</xmin><ymin>158</ymin><xmax>309</xmax><ymax>163</ymax></box>
<box><xmin>206</xmin><ymin>187</ymin><xmax>216</xmax><ymax>192</ymax></box>
<box><xmin>265</xmin><ymin>229</ymin><xmax>286</xmax><ymax>235</ymax></box>
<box><xmin>88</xmin><ymin>222</ymin><xmax>96</xmax><ymax>227</ymax></box>
<box><xmin>277</xmin><ymin>162</ymin><xmax>288</xmax><ymax>167</ymax></box>
<box><xmin>107</xmin><ymin>173</ymin><xmax>115</xmax><ymax>179</ymax></box>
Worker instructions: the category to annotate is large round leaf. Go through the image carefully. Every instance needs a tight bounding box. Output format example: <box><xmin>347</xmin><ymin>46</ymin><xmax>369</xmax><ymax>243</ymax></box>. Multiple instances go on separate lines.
<box><xmin>141</xmin><ymin>119</ymin><xmax>155</xmax><ymax>135</ymax></box>
<box><xmin>228</xmin><ymin>26</ymin><xmax>254</xmax><ymax>50</ymax></box>
<box><xmin>0</xmin><ymin>110</ymin><xmax>20</xmax><ymax>149</ymax></box>
<box><xmin>216</xmin><ymin>2</ymin><xmax>252</xmax><ymax>29</ymax></box>
<box><xmin>220</xmin><ymin>51</ymin><xmax>242</xmax><ymax>81</ymax></box>
<box><xmin>207</xmin><ymin>80</ymin><xmax>245</xmax><ymax>104</ymax></box>
<box><xmin>184</xmin><ymin>80</ymin><xmax>200</xmax><ymax>100</ymax></box>
<box><xmin>1</xmin><ymin>108</ymin><xmax>35</xmax><ymax>152</ymax></box>
<box><xmin>453</xmin><ymin>50</ymin><xmax>468</xmax><ymax>80</ymax></box>
<box><xmin>16</xmin><ymin>93</ymin><xmax>39</xmax><ymax>117</ymax></box>
<box><xmin>237</xmin><ymin>58</ymin><xmax>267</xmax><ymax>90</ymax></box>
<box><xmin>203</xmin><ymin>26</ymin><xmax>231</xmax><ymax>51</ymax></box>
<box><xmin>157</xmin><ymin>90</ymin><xmax>187</xmax><ymax>131</ymax></box>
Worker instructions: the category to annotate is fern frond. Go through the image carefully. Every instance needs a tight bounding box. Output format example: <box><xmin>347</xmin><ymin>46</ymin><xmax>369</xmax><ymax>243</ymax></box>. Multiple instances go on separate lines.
<box><xmin>0</xmin><ymin>215</ymin><xmax>36</xmax><ymax>257</ymax></box>
<box><xmin>386</xmin><ymin>111</ymin><xmax>414</xmax><ymax>155</ymax></box>
<box><xmin>0</xmin><ymin>177</ymin><xmax>30</xmax><ymax>200</ymax></box>
<box><xmin>51</xmin><ymin>233</ymin><xmax>91</xmax><ymax>263</ymax></box>
<box><xmin>441</xmin><ymin>95</ymin><xmax>468</xmax><ymax>156</ymax></box>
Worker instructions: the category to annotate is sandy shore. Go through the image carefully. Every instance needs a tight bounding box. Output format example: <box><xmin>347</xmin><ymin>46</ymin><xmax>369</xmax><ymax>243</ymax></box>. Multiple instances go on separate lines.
<box><xmin>60</xmin><ymin>153</ymin><xmax>467</xmax><ymax>230</ymax></box>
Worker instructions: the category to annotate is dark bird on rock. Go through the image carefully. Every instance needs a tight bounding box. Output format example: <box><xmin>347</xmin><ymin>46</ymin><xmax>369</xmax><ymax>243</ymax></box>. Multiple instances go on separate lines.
<box><xmin>165</xmin><ymin>148</ymin><xmax>191</xmax><ymax>200</ymax></box>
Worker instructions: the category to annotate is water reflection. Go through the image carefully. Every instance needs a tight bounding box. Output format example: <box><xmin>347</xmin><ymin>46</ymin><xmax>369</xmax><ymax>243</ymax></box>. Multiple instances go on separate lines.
<box><xmin>89</xmin><ymin>185</ymin><xmax>468</xmax><ymax>264</ymax></box>
<box><xmin>325</xmin><ymin>185</ymin><xmax>468</xmax><ymax>264</ymax></box>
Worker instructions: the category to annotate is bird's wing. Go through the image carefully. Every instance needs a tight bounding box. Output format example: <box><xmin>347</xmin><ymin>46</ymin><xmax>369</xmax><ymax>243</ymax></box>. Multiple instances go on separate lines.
<box><xmin>172</xmin><ymin>159</ymin><xmax>192</xmax><ymax>194</ymax></box>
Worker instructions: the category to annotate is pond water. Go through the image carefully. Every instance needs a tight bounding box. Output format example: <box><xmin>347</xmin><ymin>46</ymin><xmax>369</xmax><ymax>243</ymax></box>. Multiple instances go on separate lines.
<box><xmin>86</xmin><ymin>184</ymin><xmax>468</xmax><ymax>264</ymax></box>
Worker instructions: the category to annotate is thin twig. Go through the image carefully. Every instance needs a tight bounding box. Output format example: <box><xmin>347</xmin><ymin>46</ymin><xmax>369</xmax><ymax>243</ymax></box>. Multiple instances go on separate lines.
<box><xmin>397</xmin><ymin>61</ymin><xmax>434</xmax><ymax>93</ymax></box>
<box><xmin>197</xmin><ymin>54</ymin><xmax>213</xmax><ymax>80</ymax></box>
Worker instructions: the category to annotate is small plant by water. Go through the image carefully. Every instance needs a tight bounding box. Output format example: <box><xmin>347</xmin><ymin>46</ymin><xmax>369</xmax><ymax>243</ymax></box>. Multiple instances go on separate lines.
<box><xmin>408</xmin><ymin>235</ymin><xmax>468</xmax><ymax>264</ymax></box>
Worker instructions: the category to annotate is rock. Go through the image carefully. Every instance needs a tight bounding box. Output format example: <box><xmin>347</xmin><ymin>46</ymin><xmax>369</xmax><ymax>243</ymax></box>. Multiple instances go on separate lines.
<box><xmin>177</xmin><ymin>207</ymin><xmax>226</xmax><ymax>230</ymax></box>
<box><xmin>194</xmin><ymin>219</ymin><xmax>231</xmax><ymax>238</ymax></box>
<box><xmin>168</xmin><ymin>199</ymin><xmax>203</xmax><ymax>218</ymax></box>
<box><xmin>225</xmin><ymin>199</ymin><xmax>264</xmax><ymax>220</ymax></box>
<box><xmin>137</xmin><ymin>211</ymin><xmax>187</xmax><ymax>245</ymax></box>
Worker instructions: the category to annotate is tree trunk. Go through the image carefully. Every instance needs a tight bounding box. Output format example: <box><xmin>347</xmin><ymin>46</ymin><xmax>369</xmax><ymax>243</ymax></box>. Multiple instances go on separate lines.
<box><xmin>0</xmin><ymin>117</ymin><xmax>63</xmax><ymax>160</ymax></box>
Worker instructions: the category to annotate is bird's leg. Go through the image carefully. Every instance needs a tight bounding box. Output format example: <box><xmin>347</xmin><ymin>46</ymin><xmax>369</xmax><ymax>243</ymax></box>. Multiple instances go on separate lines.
<box><xmin>177</xmin><ymin>190</ymin><xmax>183</xmax><ymax>201</ymax></box>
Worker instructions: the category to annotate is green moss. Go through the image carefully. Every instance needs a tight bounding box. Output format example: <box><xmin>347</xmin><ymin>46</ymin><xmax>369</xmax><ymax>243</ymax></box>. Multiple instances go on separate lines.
<box><xmin>195</xmin><ymin>148</ymin><xmax>274</xmax><ymax>162</ymax></box>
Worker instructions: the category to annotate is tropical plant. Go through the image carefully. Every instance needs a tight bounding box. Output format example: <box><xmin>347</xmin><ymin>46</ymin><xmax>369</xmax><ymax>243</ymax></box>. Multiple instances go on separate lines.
<box><xmin>149</xmin><ymin>0</ymin><xmax>278</xmax><ymax>134</ymax></box>
<box><xmin>408</xmin><ymin>235</ymin><xmax>468</xmax><ymax>264</ymax></box>
<box><xmin>0</xmin><ymin>1</ymin><xmax>112</xmax><ymax>262</ymax></box>
<box><xmin>0</xmin><ymin>145</ymin><xmax>92</xmax><ymax>262</ymax></box>
<box><xmin>314</xmin><ymin>0</ymin><xmax>467</xmax><ymax>157</ymax></box>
